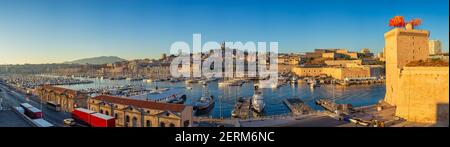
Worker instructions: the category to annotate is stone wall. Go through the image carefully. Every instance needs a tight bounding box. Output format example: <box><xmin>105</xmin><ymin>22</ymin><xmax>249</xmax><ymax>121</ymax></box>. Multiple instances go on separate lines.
<box><xmin>395</xmin><ymin>67</ymin><xmax>449</xmax><ymax>125</ymax></box>
<box><xmin>292</xmin><ymin>66</ymin><xmax>383</xmax><ymax>80</ymax></box>
<box><xmin>324</xmin><ymin>60</ymin><xmax>362</xmax><ymax>66</ymax></box>
<box><xmin>384</xmin><ymin>27</ymin><xmax>430</xmax><ymax>106</ymax></box>
<box><xmin>292</xmin><ymin>67</ymin><xmax>323</xmax><ymax>77</ymax></box>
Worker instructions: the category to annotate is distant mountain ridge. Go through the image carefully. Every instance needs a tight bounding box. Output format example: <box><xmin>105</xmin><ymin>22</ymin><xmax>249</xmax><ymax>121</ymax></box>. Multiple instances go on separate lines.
<box><xmin>64</xmin><ymin>56</ymin><xmax>127</xmax><ymax>65</ymax></box>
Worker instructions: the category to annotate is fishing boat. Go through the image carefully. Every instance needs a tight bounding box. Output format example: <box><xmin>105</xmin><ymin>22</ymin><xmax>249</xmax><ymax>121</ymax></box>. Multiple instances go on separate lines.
<box><xmin>193</xmin><ymin>96</ymin><xmax>215</xmax><ymax>111</ymax></box>
<box><xmin>193</xmin><ymin>86</ymin><xmax>215</xmax><ymax>112</ymax></box>
<box><xmin>168</xmin><ymin>94</ymin><xmax>187</xmax><ymax>104</ymax></box>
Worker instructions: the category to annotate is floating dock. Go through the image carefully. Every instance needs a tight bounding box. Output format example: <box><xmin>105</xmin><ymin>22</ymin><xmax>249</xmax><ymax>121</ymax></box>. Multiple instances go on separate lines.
<box><xmin>231</xmin><ymin>98</ymin><xmax>252</xmax><ymax>119</ymax></box>
<box><xmin>315</xmin><ymin>98</ymin><xmax>353</xmax><ymax>115</ymax></box>
<box><xmin>283</xmin><ymin>98</ymin><xmax>313</xmax><ymax>115</ymax></box>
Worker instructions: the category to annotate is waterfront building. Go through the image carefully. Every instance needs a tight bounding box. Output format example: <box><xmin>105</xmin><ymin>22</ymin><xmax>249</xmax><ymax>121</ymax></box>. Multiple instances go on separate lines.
<box><xmin>87</xmin><ymin>95</ymin><xmax>193</xmax><ymax>127</ymax></box>
<box><xmin>429</xmin><ymin>40</ymin><xmax>442</xmax><ymax>55</ymax></box>
<box><xmin>301</xmin><ymin>48</ymin><xmax>368</xmax><ymax>65</ymax></box>
<box><xmin>278</xmin><ymin>54</ymin><xmax>300</xmax><ymax>65</ymax></box>
<box><xmin>292</xmin><ymin>47</ymin><xmax>384</xmax><ymax>80</ymax></box>
<box><xmin>384</xmin><ymin>21</ymin><xmax>449</xmax><ymax>125</ymax></box>
<box><xmin>278</xmin><ymin>54</ymin><xmax>301</xmax><ymax>74</ymax></box>
<box><xmin>335</xmin><ymin>49</ymin><xmax>360</xmax><ymax>59</ymax></box>
<box><xmin>324</xmin><ymin>60</ymin><xmax>363</xmax><ymax>67</ymax></box>
<box><xmin>291</xmin><ymin>65</ymin><xmax>384</xmax><ymax>80</ymax></box>
<box><xmin>36</xmin><ymin>85</ymin><xmax>88</xmax><ymax>112</ymax></box>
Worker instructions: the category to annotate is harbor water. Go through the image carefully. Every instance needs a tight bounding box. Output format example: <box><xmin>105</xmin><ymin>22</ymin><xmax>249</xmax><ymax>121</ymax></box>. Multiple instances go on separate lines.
<box><xmin>58</xmin><ymin>78</ymin><xmax>386</xmax><ymax>118</ymax></box>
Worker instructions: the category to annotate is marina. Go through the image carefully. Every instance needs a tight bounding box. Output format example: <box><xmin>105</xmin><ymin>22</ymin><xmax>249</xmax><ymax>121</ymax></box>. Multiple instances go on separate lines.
<box><xmin>56</xmin><ymin>77</ymin><xmax>386</xmax><ymax>118</ymax></box>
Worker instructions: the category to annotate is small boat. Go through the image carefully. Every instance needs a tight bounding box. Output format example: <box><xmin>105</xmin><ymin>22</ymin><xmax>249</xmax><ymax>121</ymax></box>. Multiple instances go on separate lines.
<box><xmin>168</xmin><ymin>95</ymin><xmax>187</xmax><ymax>104</ymax></box>
<box><xmin>186</xmin><ymin>86</ymin><xmax>192</xmax><ymax>90</ymax></box>
<box><xmin>218</xmin><ymin>81</ymin><xmax>227</xmax><ymax>87</ymax></box>
<box><xmin>310</xmin><ymin>80</ymin><xmax>320</xmax><ymax>88</ymax></box>
<box><xmin>193</xmin><ymin>87</ymin><xmax>215</xmax><ymax>111</ymax></box>
<box><xmin>251</xmin><ymin>92</ymin><xmax>265</xmax><ymax>113</ymax></box>
<box><xmin>257</xmin><ymin>82</ymin><xmax>278</xmax><ymax>89</ymax></box>
<box><xmin>290</xmin><ymin>76</ymin><xmax>298</xmax><ymax>84</ymax></box>
<box><xmin>193</xmin><ymin>96</ymin><xmax>215</xmax><ymax>111</ymax></box>
<box><xmin>169</xmin><ymin>78</ymin><xmax>181</xmax><ymax>83</ymax></box>
<box><xmin>143</xmin><ymin>79</ymin><xmax>153</xmax><ymax>83</ymax></box>
<box><xmin>199</xmin><ymin>80</ymin><xmax>207</xmax><ymax>85</ymax></box>
<box><xmin>185</xmin><ymin>79</ymin><xmax>196</xmax><ymax>84</ymax></box>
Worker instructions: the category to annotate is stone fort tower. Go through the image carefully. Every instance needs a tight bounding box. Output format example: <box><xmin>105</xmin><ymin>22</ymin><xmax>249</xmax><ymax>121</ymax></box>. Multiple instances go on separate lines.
<box><xmin>384</xmin><ymin>23</ymin><xmax>430</xmax><ymax>106</ymax></box>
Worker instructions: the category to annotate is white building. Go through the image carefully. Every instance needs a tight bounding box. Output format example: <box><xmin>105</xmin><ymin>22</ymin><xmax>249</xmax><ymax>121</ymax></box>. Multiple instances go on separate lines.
<box><xmin>429</xmin><ymin>40</ymin><xmax>442</xmax><ymax>55</ymax></box>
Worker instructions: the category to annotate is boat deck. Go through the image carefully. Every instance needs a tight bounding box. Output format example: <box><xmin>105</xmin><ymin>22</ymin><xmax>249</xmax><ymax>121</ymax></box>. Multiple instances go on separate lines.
<box><xmin>315</xmin><ymin>99</ymin><xmax>338</xmax><ymax>112</ymax></box>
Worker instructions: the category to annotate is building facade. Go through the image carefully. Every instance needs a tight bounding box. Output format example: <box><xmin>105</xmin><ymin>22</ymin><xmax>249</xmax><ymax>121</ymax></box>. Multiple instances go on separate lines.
<box><xmin>429</xmin><ymin>40</ymin><xmax>442</xmax><ymax>55</ymax></box>
<box><xmin>88</xmin><ymin>95</ymin><xmax>193</xmax><ymax>127</ymax></box>
<box><xmin>36</xmin><ymin>85</ymin><xmax>88</xmax><ymax>112</ymax></box>
<box><xmin>291</xmin><ymin>65</ymin><xmax>384</xmax><ymax>80</ymax></box>
<box><xmin>383</xmin><ymin>23</ymin><xmax>449</xmax><ymax>124</ymax></box>
<box><xmin>384</xmin><ymin>23</ymin><xmax>430</xmax><ymax>106</ymax></box>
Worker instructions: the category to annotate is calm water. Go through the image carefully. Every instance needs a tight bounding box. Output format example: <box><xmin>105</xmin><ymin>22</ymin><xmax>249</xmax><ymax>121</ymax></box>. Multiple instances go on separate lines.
<box><xmin>58</xmin><ymin>78</ymin><xmax>386</xmax><ymax>118</ymax></box>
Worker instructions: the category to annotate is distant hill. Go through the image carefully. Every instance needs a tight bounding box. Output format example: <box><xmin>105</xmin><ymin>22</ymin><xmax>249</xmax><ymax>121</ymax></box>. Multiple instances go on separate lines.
<box><xmin>65</xmin><ymin>56</ymin><xmax>127</xmax><ymax>65</ymax></box>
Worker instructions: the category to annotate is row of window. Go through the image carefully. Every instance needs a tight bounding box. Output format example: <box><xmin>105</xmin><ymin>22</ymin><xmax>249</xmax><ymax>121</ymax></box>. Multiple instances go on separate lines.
<box><xmin>97</xmin><ymin>108</ymin><xmax>176</xmax><ymax>127</ymax></box>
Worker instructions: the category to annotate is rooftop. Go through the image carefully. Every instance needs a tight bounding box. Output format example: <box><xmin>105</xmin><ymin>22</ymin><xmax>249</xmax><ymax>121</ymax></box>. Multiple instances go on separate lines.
<box><xmin>406</xmin><ymin>59</ymin><xmax>449</xmax><ymax>67</ymax></box>
<box><xmin>91</xmin><ymin>95</ymin><xmax>187</xmax><ymax>112</ymax></box>
<box><xmin>41</xmin><ymin>85</ymin><xmax>78</xmax><ymax>96</ymax></box>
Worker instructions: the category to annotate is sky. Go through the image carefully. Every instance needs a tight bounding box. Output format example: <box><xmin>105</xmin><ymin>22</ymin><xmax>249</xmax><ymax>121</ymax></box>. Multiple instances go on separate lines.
<box><xmin>0</xmin><ymin>0</ymin><xmax>448</xmax><ymax>64</ymax></box>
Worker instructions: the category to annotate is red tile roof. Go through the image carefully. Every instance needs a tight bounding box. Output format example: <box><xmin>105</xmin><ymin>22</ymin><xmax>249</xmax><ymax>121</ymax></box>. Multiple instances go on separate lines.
<box><xmin>41</xmin><ymin>85</ymin><xmax>79</xmax><ymax>97</ymax></box>
<box><xmin>91</xmin><ymin>95</ymin><xmax>186</xmax><ymax>112</ymax></box>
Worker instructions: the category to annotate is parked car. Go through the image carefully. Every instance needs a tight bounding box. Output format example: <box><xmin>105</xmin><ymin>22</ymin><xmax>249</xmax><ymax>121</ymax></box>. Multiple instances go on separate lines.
<box><xmin>64</xmin><ymin>118</ymin><xmax>76</xmax><ymax>126</ymax></box>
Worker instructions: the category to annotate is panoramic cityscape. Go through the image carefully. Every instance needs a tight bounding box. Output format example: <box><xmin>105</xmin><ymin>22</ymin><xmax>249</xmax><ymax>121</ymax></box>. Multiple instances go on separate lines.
<box><xmin>0</xmin><ymin>0</ymin><xmax>448</xmax><ymax>128</ymax></box>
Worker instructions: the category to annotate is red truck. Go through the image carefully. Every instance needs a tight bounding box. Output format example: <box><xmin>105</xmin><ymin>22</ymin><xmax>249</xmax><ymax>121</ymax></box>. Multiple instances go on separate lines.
<box><xmin>71</xmin><ymin>108</ymin><xmax>115</xmax><ymax>127</ymax></box>
<box><xmin>20</xmin><ymin>103</ymin><xmax>43</xmax><ymax>119</ymax></box>
<box><xmin>90</xmin><ymin>113</ymin><xmax>115</xmax><ymax>127</ymax></box>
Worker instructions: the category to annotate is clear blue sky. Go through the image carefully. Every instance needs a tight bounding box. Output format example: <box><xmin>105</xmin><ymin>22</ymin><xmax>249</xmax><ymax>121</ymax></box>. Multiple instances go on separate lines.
<box><xmin>0</xmin><ymin>0</ymin><xmax>448</xmax><ymax>64</ymax></box>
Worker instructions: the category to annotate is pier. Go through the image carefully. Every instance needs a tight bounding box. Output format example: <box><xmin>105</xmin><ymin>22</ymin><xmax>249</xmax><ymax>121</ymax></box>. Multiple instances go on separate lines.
<box><xmin>315</xmin><ymin>98</ymin><xmax>354</xmax><ymax>115</ymax></box>
<box><xmin>231</xmin><ymin>98</ymin><xmax>252</xmax><ymax>119</ymax></box>
<box><xmin>336</xmin><ymin>77</ymin><xmax>385</xmax><ymax>86</ymax></box>
<box><xmin>282</xmin><ymin>98</ymin><xmax>314</xmax><ymax>115</ymax></box>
